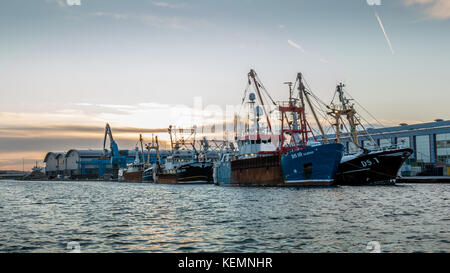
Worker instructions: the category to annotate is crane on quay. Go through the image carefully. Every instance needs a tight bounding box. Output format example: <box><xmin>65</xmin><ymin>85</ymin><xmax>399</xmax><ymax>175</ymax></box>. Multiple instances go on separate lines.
<box><xmin>102</xmin><ymin>123</ymin><xmax>127</xmax><ymax>178</ymax></box>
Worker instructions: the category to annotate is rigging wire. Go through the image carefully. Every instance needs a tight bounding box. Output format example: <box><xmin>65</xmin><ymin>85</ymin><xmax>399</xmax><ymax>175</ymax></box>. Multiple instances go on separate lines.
<box><xmin>255</xmin><ymin>74</ymin><xmax>278</xmax><ymax>106</ymax></box>
<box><xmin>238</xmin><ymin>81</ymin><xmax>250</xmax><ymax>113</ymax></box>
<box><xmin>302</xmin><ymin>76</ymin><xmax>330</xmax><ymax>108</ymax></box>
<box><xmin>343</xmin><ymin>88</ymin><xmax>386</xmax><ymax>129</ymax></box>
<box><xmin>300</xmin><ymin>74</ymin><xmax>337</xmax><ymax>138</ymax></box>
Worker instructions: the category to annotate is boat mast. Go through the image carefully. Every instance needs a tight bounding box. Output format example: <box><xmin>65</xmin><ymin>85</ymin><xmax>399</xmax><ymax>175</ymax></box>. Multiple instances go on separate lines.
<box><xmin>145</xmin><ymin>134</ymin><xmax>162</xmax><ymax>170</ymax></box>
<box><xmin>146</xmin><ymin>135</ymin><xmax>152</xmax><ymax>166</ymax></box>
<box><xmin>248</xmin><ymin>92</ymin><xmax>256</xmax><ymax>135</ymax></box>
<box><xmin>298</xmin><ymin>73</ymin><xmax>328</xmax><ymax>143</ymax></box>
<box><xmin>139</xmin><ymin>133</ymin><xmax>145</xmax><ymax>165</ymax></box>
<box><xmin>284</xmin><ymin>81</ymin><xmax>293</xmax><ymax>102</ymax></box>
<box><xmin>334</xmin><ymin>111</ymin><xmax>342</xmax><ymax>143</ymax></box>
<box><xmin>284</xmin><ymin>81</ymin><xmax>301</xmax><ymax>144</ymax></box>
<box><xmin>145</xmin><ymin>134</ymin><xmax>159</xmax><ymax>167</ymax></box>
<box><xmin>279</xmin><ymin>72</ymin><xmax>314</xmax><ymax>152</ymax></box>
<box><xmin>298</xmin><ymin>75</ymin><xmax>307</xmax><ymax>143</ymax></box>
<box><xmin>299</xmin><ymin>73</ymin><xmax>328</xmax><ymax>143</ymax></box>
<box><xmin>168</xmin><ymin>125</ymin><xmax>174</xmax><ymax>153</ymax></box>
<box><xmin>328</xmin><ymin>83</ymin><xmax>359</xmax><ymax>149</ymax></box>
<box><xmin>155</xmin><ymin>136</ymin><xmax>161</xmax><ymax>165</ymax></box>
<box><xmin>150</xmin><ymin>135</ymin><xmax>161</xmax><ymax>170</ymax></box>
<box><xmin>248</xmin><ymin>69</ymin><xmax>273</xmax><ymax>134</ymax></box>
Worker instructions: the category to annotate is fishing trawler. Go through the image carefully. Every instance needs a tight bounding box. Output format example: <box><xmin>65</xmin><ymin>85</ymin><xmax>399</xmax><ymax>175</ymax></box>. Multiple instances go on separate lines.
<box><xmin>214</xmin><ymin>69</ymin><xmax>344</xmax><ymax>186</ymax></box>
<box><xmin>154</xmin><ymin>153</ymin><xmax>214</xmax><ymax>184</ymax></box>
<box><xmin>212</xmin><ymin>140</ymin><xmax>236</xmax><ymax>186</ymax></box>
<box><xmin>278</xmin><ymin>73</ymin><xmax>344</xmax><ymax>185</ymax></box>
<box><xmin>119</xmin><ymin>147</ymin><xmax>144</xmax><ymax>182</ymax></box>
<box><xmin>326</xmin><ymin>83</ymin><xmax>413</xmax><ymax>185</ymax></box>
<box><xmin>118</xmin><ymin>134</ymin><xmax>150</xmax><ymax>183</ymax></box>
<box><xmin>141</xmin><ymin>135</ymin><xmax>161</xmax><ymax>182</ymax></box>
<box><xmin>153</xmin><ymin>126</ymin><xmax>215</xmax><ymax>184</ymax></box>
<box><xmin>214</xmin><ymin>153</ymin><xmax>232</xmax><ymax>186</ymax></box>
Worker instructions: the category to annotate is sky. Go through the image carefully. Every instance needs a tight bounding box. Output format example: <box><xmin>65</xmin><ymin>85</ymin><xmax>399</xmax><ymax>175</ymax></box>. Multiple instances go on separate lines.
<box><xmin>1</xmin><ymin>0</ymin><xmax>450</xmax><ymax>170</ymax></box>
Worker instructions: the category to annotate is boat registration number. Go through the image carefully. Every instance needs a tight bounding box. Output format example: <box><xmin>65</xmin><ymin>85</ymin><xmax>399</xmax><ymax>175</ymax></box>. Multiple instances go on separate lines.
<box><xmin>291</xmin><ymin>151</ymin><xmax>314</xmax><ymax>159</ymax></box>
<box><xmin>361</xmin><ymin>157</ymin><xmax>380</xmax><ymax>167</ymax></box>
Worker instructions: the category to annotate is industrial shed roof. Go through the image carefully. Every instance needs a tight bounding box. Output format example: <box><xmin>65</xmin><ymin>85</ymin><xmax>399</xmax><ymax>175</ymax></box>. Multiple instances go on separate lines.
<box><xmin>65</xmin><ymin>149</ymin><xmax>105</xmax><ymax>158</ymax></box>
<box><xmin>44</xmin><ymin>152</ymin><xmax>65</xmax><ymax>162</ymax></box>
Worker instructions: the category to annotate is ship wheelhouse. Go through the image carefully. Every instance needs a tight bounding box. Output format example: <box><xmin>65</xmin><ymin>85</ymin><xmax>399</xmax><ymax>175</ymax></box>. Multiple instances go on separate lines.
<box><xmin>236</xmin><ymin>134</ymin><xmax>279</xmax><ymax>159</ymax></box>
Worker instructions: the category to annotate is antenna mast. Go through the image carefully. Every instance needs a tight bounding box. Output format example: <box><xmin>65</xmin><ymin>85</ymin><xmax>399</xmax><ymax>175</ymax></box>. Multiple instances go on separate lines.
<box><xmin>248</xmin><ymin>69</ymin><xmax>273</xmax><ymax>134</ymax></box>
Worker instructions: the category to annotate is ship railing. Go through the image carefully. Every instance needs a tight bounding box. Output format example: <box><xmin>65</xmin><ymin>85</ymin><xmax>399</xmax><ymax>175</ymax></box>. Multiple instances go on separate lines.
<box><xmin>384</xmin><ymin>144</ymin><xmax>409</xmax><ymax>150</ymax></box>
<box><xmin>365</xmin><ymin>144</ymin><xmax>408</xmax><ymax>152</ymax></box>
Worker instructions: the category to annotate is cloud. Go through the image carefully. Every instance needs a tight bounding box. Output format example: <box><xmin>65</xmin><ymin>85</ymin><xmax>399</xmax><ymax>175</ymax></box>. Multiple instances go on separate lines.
<box><xmin>92</xmin><ymin>104</ymin><xmax>135</xmax><ymax>109</ymax></box>
<box><xmin>375</xmin><ymin>12</ymin><xmax>395</xmax><ymax>55</ymax></box>
<box><xmin>0</xmin><ymin>152</ymin><xmax>47</xmax><ymax>171</ymax></box>
<box><xmin>404</xmin><ymin>0</ymin><xmax>450</xmax><ymax>19</ymax></box>
<box><xmin>152</xmin><ymin>2</ymin><xmax>186</xmax><ymax>9</ymax></box>
<box><xmin>89</xmin><ymin>12</ymin><xmax>129</xmax><ymax>20</ymax></box>
<box><xmin>0</xmin><ymin>122</ymin><xmax>169</xmax><ymax>170</ymax></box>
<box><xmin>140</xmin><ymin>14</ymin><xmax>187</xmax><ymax>29</ymax></box>
<box><xmin>0</xmin><ymin>134</ymin><xmax>171</xmax><ymax>170</ymax></box>
<box><xmin>287</xmin><ymin>40</ymin><xmax>306</xmax><ymax>54</ymax></box>
<box><xmin>88</xmin><ymin>11</ymin><xmax>205</xmax><ymax>30</ymax></box>
<box><xmin>0</xmin><ymin>124</ymin><xmax>168</xmax><ymax>136</ymax></box>
<box><xmin>45</xmin><ymin>0</ymin><xmax>66</xmax><ymax>7</ymax></box>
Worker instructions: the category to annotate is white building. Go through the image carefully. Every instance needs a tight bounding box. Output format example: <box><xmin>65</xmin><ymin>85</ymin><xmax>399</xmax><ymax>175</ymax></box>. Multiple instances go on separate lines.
<box><xmin>43</xmin><ymin>152</ymin><xmax>64</xmax><ymax>178</ymax></box>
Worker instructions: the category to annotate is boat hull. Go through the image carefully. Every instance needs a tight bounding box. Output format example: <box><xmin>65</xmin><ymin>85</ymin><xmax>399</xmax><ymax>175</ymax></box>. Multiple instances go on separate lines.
<box><xmin>142</xmin><ymin>169</ymin><xmax>155</xmax><ymax>183</ymax></box>
<box><xmin>223</xmin><ymin>143</ymin><xmax>344</xmax><ymax>187</ymax></box>
<box><xmin>156</xmin><ymin>173</ymin><xmax>178</xmax><ymax>184</ymax></box>
<box><xmin>213</xmin><ymin>161</ymin><xmax>231</xmax><ymax>186</ymax></box>
<box><xmin>177</xmin><ymin>162</ymin><xmax>214</xmax><ymax>183</ymax></box>
<box><xmin>335</xmin><ymin>148</ymin><xmax>413</xmax><ymax>185</ymax></box>
<box><xmin>230</xmin><ymin>154</ymin><xmax>283</xmax><ymax>186</ymax></box>
<box><xmin>280</xmin><ymin>143</ymin><xmax>344</xmax><ymax>186</ymax></box>
<box><xmin>122</xmin><ymin>170</ymin><xmax>142</xmax><ymax>183</ymax></box>
<box><xmin>154</xmin><ymin>162</ymin><xmax>214</xmax><ymax>185</ymax></box>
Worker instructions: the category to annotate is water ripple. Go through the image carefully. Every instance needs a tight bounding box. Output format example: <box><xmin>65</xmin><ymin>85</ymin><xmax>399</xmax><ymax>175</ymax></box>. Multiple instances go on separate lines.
<box><xmin>0</xmin><ymin>180</ymin><xmax>449</xmax><ymax>252</ymax></box>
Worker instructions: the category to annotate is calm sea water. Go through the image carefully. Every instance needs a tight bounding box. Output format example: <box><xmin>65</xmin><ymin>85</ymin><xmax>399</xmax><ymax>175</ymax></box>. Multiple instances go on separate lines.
<box><xmin>0</xmin><ymin>180</ymin><xmax>449</xmax><ymax>253</ymax></box>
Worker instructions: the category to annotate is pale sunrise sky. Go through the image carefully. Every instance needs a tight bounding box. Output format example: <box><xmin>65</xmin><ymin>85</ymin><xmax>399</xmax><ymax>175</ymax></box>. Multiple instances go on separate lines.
<box><xmin>1</xmin><ymin>0</ymin><xmax>450</xmax><ymax>170</ymax></box>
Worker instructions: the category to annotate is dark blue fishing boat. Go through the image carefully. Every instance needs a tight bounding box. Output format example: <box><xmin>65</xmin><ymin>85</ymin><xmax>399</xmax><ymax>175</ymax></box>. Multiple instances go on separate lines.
<box><xmin>280</xmin><ymin>143</ymin><xmax>344</xmax><ymax>186</ymax></box>
<box><xmin>277</xmin><ymin>73</ymin><xmax>344</xmax><ymax>186</ymax></box>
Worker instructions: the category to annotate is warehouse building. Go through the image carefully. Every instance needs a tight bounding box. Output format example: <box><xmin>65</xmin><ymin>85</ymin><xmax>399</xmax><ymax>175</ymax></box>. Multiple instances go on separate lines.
<box><xmin>43</xmin><ymin>152</ymin><xmax>64</xmax><ymax>179</ymax></box>
<box><xmin>56</xmin><ymin>153</ymin><xmax>66</xmax><ymax>177</ymax></box>
<box><xmin>44</xmin><ymin>148</ymin><xmax>174</xmax><ymax>179</ymax></box>
<box><xmin>65</xmin><ymin>149</ymin><xmax>106</xmax><ymax>178</ymax></box>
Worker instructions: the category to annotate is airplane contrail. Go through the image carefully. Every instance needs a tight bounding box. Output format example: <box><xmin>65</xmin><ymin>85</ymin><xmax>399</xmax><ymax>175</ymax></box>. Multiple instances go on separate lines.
<box><xmin>287</xmin><ymin>39</ymin><xmax>306</xmax><ymax>53</ymax></box>
<box><xmin>375</xmin><ymin>12</ymin><xmax>395</xmax><ymax>55</ymax></box>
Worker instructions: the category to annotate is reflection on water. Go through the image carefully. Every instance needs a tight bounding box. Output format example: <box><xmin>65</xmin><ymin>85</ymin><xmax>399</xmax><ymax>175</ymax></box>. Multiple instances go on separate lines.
<box><xmin>0</xmin><ymin>180</ymin><xmax>449</xmax><ymax>252</ymax></box>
